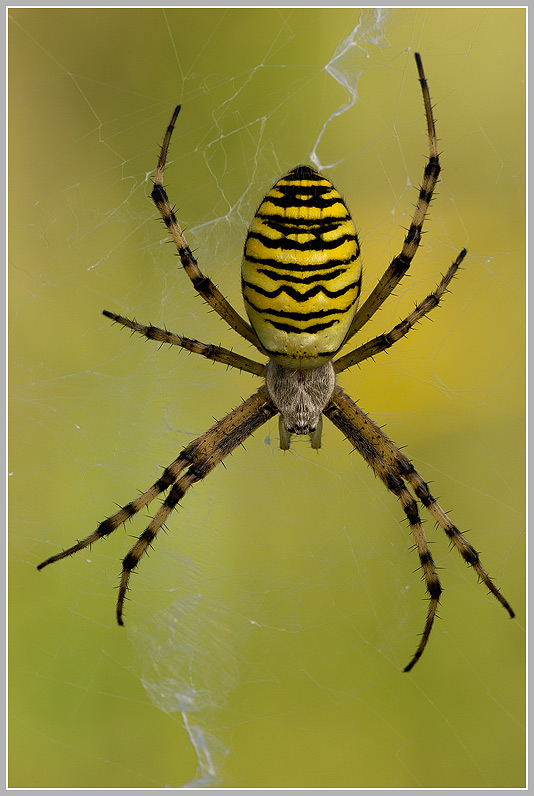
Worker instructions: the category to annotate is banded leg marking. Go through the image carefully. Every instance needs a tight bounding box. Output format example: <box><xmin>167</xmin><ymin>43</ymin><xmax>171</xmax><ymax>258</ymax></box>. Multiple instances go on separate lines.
<box><xmin>151</xmin><ymin>106</ymin><xmax>264</xmax><ymax>351</ymax></box>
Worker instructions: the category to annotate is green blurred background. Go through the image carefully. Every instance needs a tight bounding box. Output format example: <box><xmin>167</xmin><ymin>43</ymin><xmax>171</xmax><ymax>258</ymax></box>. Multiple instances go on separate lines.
<box><xmin>10</xmin><ymin>7</ymin><xmax>525</xmax><ymax>788</ymax></box>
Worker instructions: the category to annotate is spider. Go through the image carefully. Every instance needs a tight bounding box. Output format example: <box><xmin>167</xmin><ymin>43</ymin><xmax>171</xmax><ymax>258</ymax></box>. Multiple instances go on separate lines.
<box><xmin>38</xmin><ymin>53</ymin><xmax>514</xmax><ymax>671</ymax></box>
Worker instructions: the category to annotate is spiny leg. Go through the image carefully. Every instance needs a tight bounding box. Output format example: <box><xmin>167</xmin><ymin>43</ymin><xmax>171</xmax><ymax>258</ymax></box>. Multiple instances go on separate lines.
<box><xmin>37</xmin><ymin>405</ymin><xmax>247</xmax><ymax>570</ymax></box>
<box><xmin>38</xmin><ymin>387</ymin><xmax>276</xmax><ymax>588</ymax></box>
<box><xmin>103</xmin><ymin>310</ymin><xmax>266</xmax><ymax>377</ymax></box>
<box><xmin>326</xmin><ymin>387</ymin><xmax>514</xmax><ymax>668</ymax></box>
<box><xmin>116</xmin><ymin>472</ymin><xmax>195</xmax><ymax>624</ymax></box>
<box><xmin>151</xmin><ymin>106</ymin><xmax>264</xmax><ymax>352</ymax></box>
<box><xmin>345</xmin><ymin>52</ymin><xmax>441</xmax><ymax>342</ymax></box>
<box><xmin>404</xmin><ymin>469</ymin><xmax>515</xmax><ymax>619</ymax></box>
<box><xmin>37</xmin><ymin>452</ymin><xmax>194</xmax><ymax>570</ymax></box>
<box><xmin>332</xmin><ymin>389</ymin><xmax>514</xmax><ymax>619</ymax></box>
<box><xmin>335</xmin><ymin>249</ymin><xmax>465</xmax><ymax>373</ymax></box>
<box><xmin>116</xmin><ymin>386</ymin><xmax>277</xmax><ymax>623</ymax></box>
<box><xmin>323</xmin><ymin>387</ymin><xmax>442</xmax><ymax>671</ymax></box>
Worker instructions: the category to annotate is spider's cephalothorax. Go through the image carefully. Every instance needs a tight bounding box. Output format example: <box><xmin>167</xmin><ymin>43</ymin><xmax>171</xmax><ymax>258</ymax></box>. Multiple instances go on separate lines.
<box><xmin>265</xmin><ymin>360</ymin><xmax>336</xmax><ymax>449</ymax></box>
<box><xmin>38</xmin><ymin>54</ymin><xmax>514</xmax><ymax>672</ymax></box>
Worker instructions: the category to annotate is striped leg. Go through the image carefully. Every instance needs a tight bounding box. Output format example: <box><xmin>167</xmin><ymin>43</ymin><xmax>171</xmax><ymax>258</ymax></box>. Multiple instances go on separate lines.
<box><xmin>337</xmin><ymin>390</ymin><xmax>515</xmax><ymax>620</ymax></box>
<box><xmin>324</xmin><ymin>387</ymin><xmax>514</xmax><ymax>670</ymax></box>
<box><xmin>114</xmin><ymin>386</ymin><xmax>276</xmax><ymax>623</ymax></box>
<box><xmin>151</xmin><ymin>106</ymin><xmax>264</xmax><ymax>352</ymax></box>
<box><xmin>323</xmin><ymin>388</ymin><xmax>441</xmax><ymax>671</ymax></box>
<box><xmin>37</xmin><ymin>452</ymin><xmax>194</xmax><ymax>569</ymax></box>
<box><xmin>345</xmin><ymin>53</ymin><xmax>442</xmax><ymax>342</ymax></box>
<box><xmin>38</xmin><ymin>386</ymin><xmax>277</xmax><ymax>625</ymax></box>
<box><xmin>103</xmin><ymin>310</ymin><xmax>266</xmax><ymax>377</ymax></box>
<box><xmin>404</xmin><ymin>469</ymin><xmax>515</xmax><ymax>619</ymax></box>
<box><xmin>334</xmin><ymin>249</ymin><xmax>465</xmax><ymax>373</ymax></box>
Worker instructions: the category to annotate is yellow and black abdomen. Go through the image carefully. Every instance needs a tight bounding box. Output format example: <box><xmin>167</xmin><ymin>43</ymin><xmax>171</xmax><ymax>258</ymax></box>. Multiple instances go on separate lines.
<box><xmin>242</xmin><ymin>166</ymin><xmax>361</xmax><ymax>369</ymax></box>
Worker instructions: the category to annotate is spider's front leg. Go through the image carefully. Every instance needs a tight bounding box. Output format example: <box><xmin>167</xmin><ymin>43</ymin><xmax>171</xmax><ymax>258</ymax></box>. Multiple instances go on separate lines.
<box><xmin>323</xmin><ymin>388</ymin><xmax>441</xmax><ymax>671</ymax></box>
<box><xmin>38</xmin><ymin>386</ymin><xmax>277</xmax><ymax>625</ymax></box>
<box><xmin>324</xmin><ymin>387</ymin><xmax>514</xmax><ymax>671</ymax></box>
<box><xmin>115</xmin><ymin>386</ymin><xmax>276</xmax><ymax>623</ymax></box>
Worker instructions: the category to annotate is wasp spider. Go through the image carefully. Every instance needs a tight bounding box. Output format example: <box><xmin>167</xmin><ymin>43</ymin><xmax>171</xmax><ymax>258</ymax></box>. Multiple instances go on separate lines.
<box><xmin>38</xmin><ymin>54</ymin><xmax>514</xmax><ymax>671</ymax></box>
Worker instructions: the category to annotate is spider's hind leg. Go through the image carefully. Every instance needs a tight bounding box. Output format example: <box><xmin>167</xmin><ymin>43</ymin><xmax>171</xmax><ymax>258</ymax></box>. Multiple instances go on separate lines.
<box><xmin>151</xmin><ymin>106</ymin><xmax>264</xmax><ymax>353</ymax></box>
